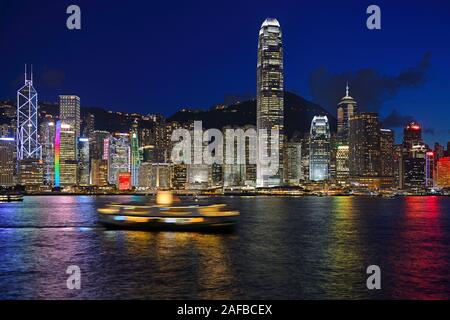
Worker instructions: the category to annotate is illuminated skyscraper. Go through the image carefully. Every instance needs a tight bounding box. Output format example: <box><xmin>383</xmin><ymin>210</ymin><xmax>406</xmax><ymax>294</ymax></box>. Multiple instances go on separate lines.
<box><xmin>107</xmin><ymin>133</ymin><xmax>130</xmax><ymax>186</ymax></box>
<box><xmin>77</xmin><ymin>137</ymin><xmax>90</xmax><ymax>185</ymax></box>
<box><xmin>337</xmin><ymin>83</ymin><xmax>357</xmax><ymax>144</ymax></box>
<box><xmin>379</xmin><ymin>129</ymin><xmax>394</xmax><ymax>177</ymax></box>
<box><xmin>130</xmin><ymin>122</ymin><xmax>140</xmax><ymax>187</ymax></box>
<box><xmin>256</xmin><ymin>18</ymin><xmax>284</xmax><ymax>187</ymax></box>
<box><xmin>40</xmin><ymin>120</ymin><xmax>55</xmax><ymax>185</ymax></box>
<box><xmin>349</xmin><ymin>113</ymin><xmax>380</xmax><ymax>177</ymax></box>
<box><xmin>404</xmin><ymin>143</ymin><xmax>427</xmax><ymax>191</ymax></box>
<box><xmin>309</xmin><ymin>116</ymin><xmax>330</xmax><ymax>181</ymax></box>
<box><xmin>436</xmin><ymin>157</ymin><xmax>450</xmax><ymax>188</ymax></box>
<box><xmin>285</xmin><ymin>142</ymin><xmax>302</xmax><ymax>185</ymax></box>
<box><xmin>56</xmin><ymin>123</ymin><xmax>77</xmax><ymax>187</ymax></box>
<box><xmin>336</xmin><ymin>145</ymin><xmax>350</xmax><ymax>184</ymax></box>
<box><xmin>16</xmin><ymin>65</ymin><xmax>41</xmax><ymax>162</ymax></box>
<box><xmin>59</xmin><ymin>95</ymin><xmax>81</xmax><ymax>137</ymax></box>
<box><xmin>0</xmin><ymin>137</ymin><xmax>15</xmax><ymax>186</ymax></box>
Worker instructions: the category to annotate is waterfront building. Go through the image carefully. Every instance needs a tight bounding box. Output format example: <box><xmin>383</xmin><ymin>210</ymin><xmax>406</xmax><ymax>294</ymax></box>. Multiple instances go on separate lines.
<box><xmin>285</xmin><ymin>142</ymin><xmax>302</xmax><ymax>185</ymax></box>
<box><xmin>349</xmin><ymin>113</ymin><xmax>380</xmax><ymax>178</ymax></box>
<box><xmin>336</xmin><ymin>145</ymin><xmax>350</xmax><ymax>184</ymax></box>
<box><xmin>59</xmin><ymin>95</ymin><xmax>81</xmax><ymax>137</ymax></box>
<box><xmin>309</xmin><ymin>116</ymin><xmax>330</xmax><ymax>181</ymax></box>
<box><xmin>425</xmin><ymin>151</ymin><xmax>435</xmax><ymax>188</ymax></box>
<box><xmin>187</xmin><ymin>164</ymin><xmax>211</xmax><ymax>190</ymax></box>
<box><xmin>393</xmin><ymin>144</ymin><xmax>403</xmax><ymax>189</ymax></box>
<box><xmin>380</xmin><ymin>129</ymin><xmax>394</xmax><ymax>177</ymax></box>
<box><xmin>16</xmin><ymin>65</ymin><xmax>41</xmax><ymax>162</ymax></box>
<box><xmin>404</xmin><ymin>143</ymin><xmax>427</xmax><ymax>191</ymax></box>
<box><xmin>172</xmin><ymin>164</ymin><xmax>188</xmax><ymax>190</ymax></box>
<box><xmin>256</xmin><ymin>18</ymin><xmax>284</xmax><ymax>187</ymax></box>
<box><xmin>56</xmin><ymin>122</ymin><xmax>77</xmax><ymax>187</ymax></box>
<box><xmin>130</xmin><ymin>122</ymin><xmax>140</xmax><ymax>187</ymax></box>
<box><xmin>138</xmin><ymin>163</ymin><xmax>172</xmax><ymax>189</ymax></box>
<box><xmin>91</xmin><ymin>159</ymin><xmax>108</xmax><ymax>187</ymax></box>
<box><xmin>436</xmin><ymin>157</ymin><xmax>450</xmax><ymax>188</ymax></box>
<box><xmin>118</xmin><ymin>172</ymin><xmax>131</xmax><ymax>191</ymax></box>
<box><xmin>0</xmin><ymin>137</ymin><xmax>15</xmax><ymax>186</ymax></box>
<box><xmin>77</xmin><ymin>137</ymin><xmax>90</xmax><ymax>186</ymax></box>
<box><xmin>90</xmin><ymin>130</ymin><xmax>110</xmax><ymax>160</ymax></box>
<box><xmin>18</xmin><ymin>158</ymin><xmax>43</xmax><ymax>191</ymax></box>
<box><xmin>337</xmin><ymin>83</ymin><xmax>357</xmax><ymax>144</ymax></box>
<box><xmin>107</xmin><ymin>133</ymin><xmax>130</xmax><ymax>186</ymax></box>
<box><xmin>40</xmin><ymin>120</ymin><xmax>55</xmax><ymax>185</ymax></box>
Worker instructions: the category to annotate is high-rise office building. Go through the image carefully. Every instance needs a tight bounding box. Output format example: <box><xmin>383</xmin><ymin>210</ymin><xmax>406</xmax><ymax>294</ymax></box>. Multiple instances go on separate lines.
<box><xmin>82</xmin><ymin>113</ymin><xmax>95</xmax><ymax>138</ymax></box>
<box><xmin>425</xmin><ymin>151</ymin><xmax>435</xmax><ymax>188</ymax></box>
<box><xmin>285</xmin><ymin>142</ymin><xmax>302</xmax><ymax>185</ymax></box>
<box><xmin>107</xmin><ymin>133</ymin><xmax>130</xmax><ymax>186</ymax></box>
<box><xmin>17</xmin><ymin>65</ymin><xmax>41</xmax><ymax>162</ymax></box>
<box><xmin>336</xmin><ymin>145</ymin><xmax>350</xmax><ymax>184</ymax></box>
<box><xmin>55</xmin><ymin>122</ymin><xmax>77</xmax><ymax>187</ymax></box>
<box><xmin>77</xmin><ymin>137</ymin><xmax>90</xmax><ymax>186</ymax></box>
<box><xmin>18</xmin><ymin>158</ymin><xmax>43</xmax><ymax>191</ymax></box>
<box><xmin>256</xmin><ymin>18</ymin><xmax>284</xmax><ymax>187</ymax></box>
<box><xmin>130</xmin><ymin>122</ymin><xmax>140</xmax><ymax>187</ymax></box>
<box><xmin>40</xmin><ymin>120</ymin><xmax>55</xmax><ymax>186</ymax></box>
<box><xmin>90</xmin><ymin>130</ymin><xmax>110</xmax><ymax>160</ymax></box>
<box><xmin>404</xmin><ymin>143</ymin><xmax>426</xmax><ymax>191</ymax></box>
<box><xmin>309</xmin><ymin>116</ymin><xmax>330</xmax><ymax>181</ymax></box>
<box><xmin>380</xmin><ymin>129</ymin><xmax>394</xmax><ymax>177</ymax></box>
<box><xmin>403</xmin><ymin>121</ymin><xmax>423</xmax><ymax>154</ymax></box>
<box><xmin>349</xmin><ymin>113</ymin><xmax>381</xmax><ymax>177</ymax></box>
<box><xmin>436</xmin><ymin>157</ymin><xmax>450</xmax><ymax>188</ymax></box>
<box><xmin>0</xmin><ymin>137</ymin><xmax>15</xmax><ymax>186</ymax></box>
<box><xmin>337</xmin><ymin>83</ymin><xmax>357</xmax><ymax>144</ymax></box>
<box><xmin>393</xmin><ymin>144</ymin><xmax>403</xmax><ymax>189</ymax></box>
<box><xmin>91</xmin><ymin>159</ymin><xmax>108</xmax><ymax>187</ymax></box>
<box><xmin>59</xmin><ymin>95</ymin><xmax>81</xmax><ymax>137</ymax></box>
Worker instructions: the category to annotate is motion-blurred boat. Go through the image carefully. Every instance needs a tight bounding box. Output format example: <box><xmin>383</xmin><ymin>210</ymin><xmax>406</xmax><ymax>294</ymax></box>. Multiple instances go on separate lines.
<box><xmin>98</xmin><ymin>191</ymin><xmax>239</xmax><ymax>231</ymax></box>
<box><xmin>0</xmin><ymin>194</ymin><xmax>24</xmax><ymax>202</ymax></box>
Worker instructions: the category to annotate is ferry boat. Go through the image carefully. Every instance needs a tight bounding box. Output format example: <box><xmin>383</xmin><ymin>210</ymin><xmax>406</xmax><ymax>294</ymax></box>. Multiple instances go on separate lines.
<box><xmin>98</xmin><ymin>191</ymin><xmax>239</xmax><ymax>231</ymax></box>
<box><xmin>0</xmin><ymin>194</ymin><xmax>24</xmax><ymax>202</ymax></box>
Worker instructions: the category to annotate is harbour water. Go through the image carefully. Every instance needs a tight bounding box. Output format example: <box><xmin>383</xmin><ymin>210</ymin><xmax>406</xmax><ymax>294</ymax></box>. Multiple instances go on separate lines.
<box><xmin>1</xmin><ymin>195</ymin><xmax>450</xmax><ymax>299</ymax></box>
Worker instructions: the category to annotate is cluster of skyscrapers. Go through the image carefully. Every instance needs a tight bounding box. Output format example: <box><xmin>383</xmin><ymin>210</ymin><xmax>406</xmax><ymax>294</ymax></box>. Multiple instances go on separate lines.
<box><xmin>1</xmin><ymin>19</ymin><xmax>450</xmax><ymax>194</ymax></box>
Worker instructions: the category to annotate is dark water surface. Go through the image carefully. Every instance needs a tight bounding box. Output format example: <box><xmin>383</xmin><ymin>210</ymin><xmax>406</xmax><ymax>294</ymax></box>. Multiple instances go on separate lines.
<box><xmin>1</xmin><ymin>195</ymin><xmax>450</xmax><ymax>299</ymax></box>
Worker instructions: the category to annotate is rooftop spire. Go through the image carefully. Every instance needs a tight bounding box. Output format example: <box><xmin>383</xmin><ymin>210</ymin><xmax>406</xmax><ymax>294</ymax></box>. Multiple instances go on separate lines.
<box><xmin>346</xmin><ymin>82</ymin><xmax>349</xmax><ymax>97</ymax></box>
<box><xmin>24</xmin><ymin>64</ymin><xmax>27</xmax><ymax>81</ymax></box>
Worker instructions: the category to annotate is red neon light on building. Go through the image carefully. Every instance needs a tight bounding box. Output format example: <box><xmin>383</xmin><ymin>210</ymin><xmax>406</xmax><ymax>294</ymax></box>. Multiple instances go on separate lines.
<box><xmin>118</xmin><ymin>172</ymin><xmax>131</xmax><ymax>191</ymax></box>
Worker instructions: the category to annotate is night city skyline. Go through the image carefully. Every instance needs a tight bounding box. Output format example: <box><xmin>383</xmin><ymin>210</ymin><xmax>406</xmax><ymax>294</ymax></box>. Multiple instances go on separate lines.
<box><xmin>1</xmin><ymin>0</ymin><xmax>450</xmax><ymax>146</ymax></box>
<box><xmin>3</xmin><ymin>0</ymin><xmax>450</xmax><ymax>306</ymax></box>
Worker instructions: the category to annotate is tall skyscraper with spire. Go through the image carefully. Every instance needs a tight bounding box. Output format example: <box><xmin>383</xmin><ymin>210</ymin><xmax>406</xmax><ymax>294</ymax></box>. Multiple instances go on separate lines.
<box><xmin>16</xmin><ymin>64</ymin><xmax>41</xmax><ymax>161</ymax></box>
<box><xmin>256</xmin><ymin>18</ymin><xmax>284</xmax><ymax>187</ymax></box>
<box><xmin>337</xmin><ymin>83</ymin><xmax>357</xmax><ymax>144</ymax></box>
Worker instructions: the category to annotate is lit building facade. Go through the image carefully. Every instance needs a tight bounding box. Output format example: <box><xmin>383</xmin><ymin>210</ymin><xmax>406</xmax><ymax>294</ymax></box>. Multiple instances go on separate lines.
<box><xmin>404</xmin><ymin>143</ymin><xmax>427</xmax><ymax>191</ymax></box>
<box><xmin>349</xmin><ymin>113</ymin><xmax>380</xmax><ymax>178</ymax></box>
<box><xmin>256</xmin><ymin>18</ymin><xmax>284</xmax><ymax>187</ymax></box>
<box><xmin>107</xmin><ymin>133</ymin><xmax>130</xmax><ymax>186</ymax></box>
<box><xmin>337</xmin><ymin>84</ymin><xmax>357</xmax><ymax>144</ymax></box>
<box><xmin>436</xmin><ymin>157</ymin><xmax>450</xmax><ymax>188</ymax></box>
<box><xmin>380</xmin><ymin>129</ymin><xmax>394</xmax><ymax>177</ymax></box>
<box><xmin>16</xmin><ymin>65</ymin><xmax>41</xmax><ymax>162</ymax></box>
<box><xmin>309</xmin><ymin>116</ymin><xmax>330</xmax><ymax>181</ymax></box>
<box><xmin>77</xmin><ymin>137</ymin><xmax>90</xmax><ymax>186</ymax></box>
<box><xmin>285</xmin><ymin>142</ymin><xmax>302</xmax><ymax>185</ymax></box>
<box><xmin>0</xmin><ymin>137</ymin><xmax>16</xmax><ymax>186</ymax></box>
<box><xmin>91</xmin><ymin>159</ymin><xmax>108</xmax><ymax>187</ymax></box>
<box><xmin>40</xmin><ymin>120</ymin><xmax>55</xmax><ymax>185</ymax></box>
<box><xmin>59</xmin><ymin>95</ymin><xmax>81</xmax><ymax>137</ymax></box>
<box><xmin>57</xmin><ymin>123</ymin><xmax>77</xmax><ymax>186</ymax></box>
<box><xmin>336</xmin><ymin>145</ymin><xmax>350</xmax><ymax>184</ymax></box>
<box><xmin>130</xmin><ymin>123</ymin><xmax>140</xmax><ymax>187</ymax></box>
